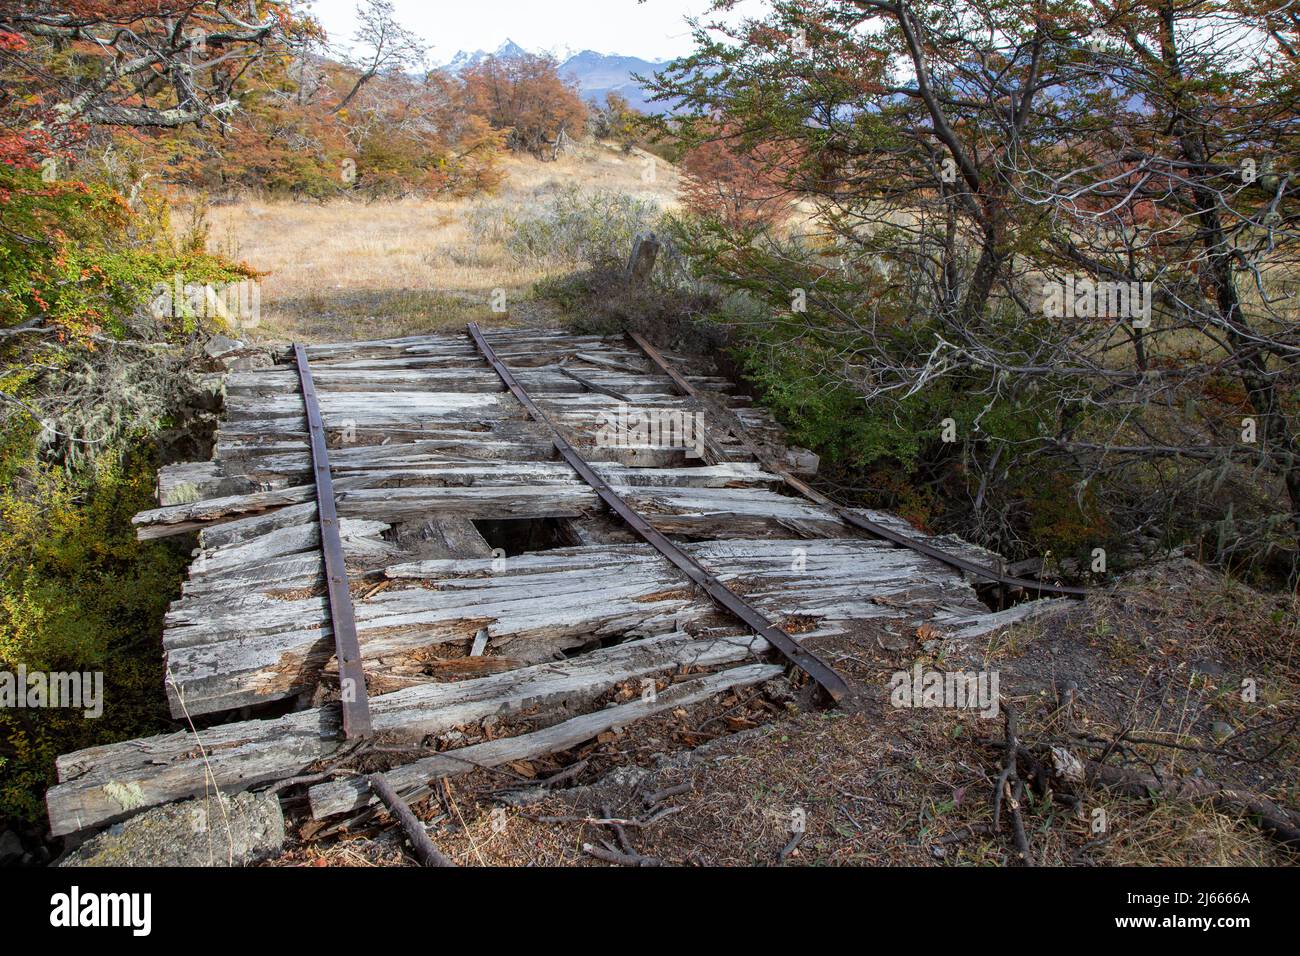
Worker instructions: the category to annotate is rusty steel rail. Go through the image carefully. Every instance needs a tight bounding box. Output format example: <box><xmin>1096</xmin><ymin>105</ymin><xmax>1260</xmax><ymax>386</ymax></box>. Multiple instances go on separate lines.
<box><xmin>293</xmin><ymin>343</ymin><xmax>373</xmax><ymax>738</ymax></box>
<box><xmin>625</xmin><ymin>331</ymin><xmax>1087</xmax><ymax>600</ymax></box>
<box><xmin>467</xmin><ymin>323</ymin><xmax>851</xmax><ymax>704</ymax></box>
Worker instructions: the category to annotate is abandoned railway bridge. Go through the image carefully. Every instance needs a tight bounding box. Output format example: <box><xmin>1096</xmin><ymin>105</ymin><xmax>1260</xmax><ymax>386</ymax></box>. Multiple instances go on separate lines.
<box><xmin>46</xmin><ymin>324</ymin><xmax>1077</xmax><ymax>841</ymax></box>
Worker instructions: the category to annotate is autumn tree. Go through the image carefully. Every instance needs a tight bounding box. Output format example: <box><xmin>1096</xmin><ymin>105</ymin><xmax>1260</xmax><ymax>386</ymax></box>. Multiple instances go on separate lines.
<box><xmin>118</xmin><ymin>2</ymin><xmax>504</xmax><ymax>199</ymax></box>
<box><xmin>650</xmin><ymin>0</ymin><xmax>1300</xmax><ymax>576</ymax></box>
<box><xmin>590</xmin><ymin>90</ymin><xmax>638</xmax><ymax>145</ymax></box>
<box><xmin>0</xmin><ymin>1</ymin><xmax>302</xmax><ymax>132</ymax></box>
<box><xmin>462</xmin><ymin>51</ymin><xmax>588</xmax><ymax>158</ymax></box>
<box><xmin>339</xmin><ymin>67</ymin><xmax>507</xmax><ymax>197</ymax></box>
<box><xmin>330</xmin><ymin>0</ymin><xmax>426</xmax><ymax>114</ymax></box>
<box><xmin>0</xmin><ymin>1</ymin><xmax>304</xmax><ymax>332</ymax></box>
<box><xmin>680</xmin><ymin>125</ymin><xmax>798</xmax><ymax>229</ymax></box>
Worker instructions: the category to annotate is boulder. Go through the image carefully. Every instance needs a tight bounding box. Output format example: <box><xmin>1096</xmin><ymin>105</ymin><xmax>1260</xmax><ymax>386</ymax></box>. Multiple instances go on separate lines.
<box><xmin>61</xmin><ymin>791</ymin><xmax>285</xmax><ymax>867</ymax></box>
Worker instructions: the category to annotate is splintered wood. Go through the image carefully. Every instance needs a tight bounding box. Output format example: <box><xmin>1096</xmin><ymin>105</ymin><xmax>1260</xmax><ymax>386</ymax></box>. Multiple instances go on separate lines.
<box><xmin>46</xmin><ymin>328</ymin><xmax>1025</xmax><ymax>839</ymax></box>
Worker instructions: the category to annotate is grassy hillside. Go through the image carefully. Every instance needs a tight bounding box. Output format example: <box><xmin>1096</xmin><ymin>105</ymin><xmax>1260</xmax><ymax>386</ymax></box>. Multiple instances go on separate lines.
<box><xmin>200</xmin><ymin>140</ymin><xmax>679</xmax><ymax>342</ymax></box>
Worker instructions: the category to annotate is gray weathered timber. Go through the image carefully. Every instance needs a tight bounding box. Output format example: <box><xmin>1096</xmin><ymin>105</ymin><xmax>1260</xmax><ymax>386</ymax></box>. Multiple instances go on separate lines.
<box><xmin>307</xmin><ymin>662</ymin><xmax>783</xmax><ymax>818</ymax></box>
<box><xmin>133</xmin><ymin>464</ymin><xmax>783</xmax><ymax>539</ymax></box>
<box><xmin>166</xmin><ymin>485</ymin><xmax>838</xmax><ymax>543</ymax></box>
<box><xmin>46</xmin><ymin>632</ymin><xmax>768</xmax><ymax>836</ymax></box>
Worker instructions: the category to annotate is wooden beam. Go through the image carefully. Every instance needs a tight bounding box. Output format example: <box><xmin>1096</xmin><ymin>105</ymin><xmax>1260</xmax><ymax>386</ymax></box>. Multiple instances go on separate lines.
<box><xmin>308</xmin><ymin>662</ymin><xmax>782</xmax><ymax>818</ymax></box>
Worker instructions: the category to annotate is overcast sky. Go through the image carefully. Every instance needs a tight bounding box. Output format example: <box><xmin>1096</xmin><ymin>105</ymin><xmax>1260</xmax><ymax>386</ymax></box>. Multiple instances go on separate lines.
<box><xmin>302</xmin><ymin>0</ymin><xmax>744</xmax><ymax>63</ymax></box>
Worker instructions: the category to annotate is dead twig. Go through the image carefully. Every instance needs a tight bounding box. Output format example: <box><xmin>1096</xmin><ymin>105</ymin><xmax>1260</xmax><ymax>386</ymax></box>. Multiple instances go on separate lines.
<box><xmin>993</xmin><ymin>702</ymin><xmax>1036</xmax><ymax>866</ymax></box>
<box><xmin>603</xmin><ymin>801</ymin><xmax>635</xmax><ymax>855</ymax></box>
<box><xmin>582</xmin><ymin>841</ymin><xmax>661</xmax><ymax>866</ymax></box>
<box><xmin>1085</xmin><ymin>761</ymin><xmax>1300</xmax><ymax>850</ymax></box>
<box><xmin>641</xmin><ymin>780</ymin><xmax>693</xmax><ymax>807</ymax></box>
<box><xmin>366</xmin><ymin>773</ymin><xmax>457</xmax><ymax>867</ymax></box>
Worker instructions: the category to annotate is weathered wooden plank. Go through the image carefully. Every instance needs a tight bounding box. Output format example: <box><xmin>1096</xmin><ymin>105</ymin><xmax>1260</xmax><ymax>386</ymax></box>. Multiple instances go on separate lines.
<box><xmin>161</xmin><ymin>538</ymin><xmax>978</xmax><ymax>716</ymax></box>
<box><xmin>931</xmin><ymin>597</ymin><xmax>1076</xmax><ymax>639</ymax></box>
<box><xmin>216</xmin><ymin>433</ymin><xmax>686</xmax><ymax>472</ymax></box>
<box><xmin>225</xmin><ymin>366</ymin><xmax>715</xmax><ymax>397</ymax></box>
<box><xmin>401</xmin><ymin>515</ymin><xmax>494</xmax><ymax>561</ymax></box>
<box><xmin>307</xmin><ymin>661</ymin><xmax>783</xmax><ymax>818</ymax></box>
<box><xmin>199</xmin><ymin>501</ymin><xmax>319</xmax><ymax>550</ymax></box>
<box><xmin>135</xmin><ymin>470</ymin><xmax>787</xmax><ymax>539</ymax></box>
<box><xmin>135</xmin><ymin>484</ymin><xmax>321</xmax><ymax>538</ymax></box>
<box><xmin>188</xmin><ymin>516</ymin><xmax>393</xmax><ymax>578</ymax></box>
<box><xmin>298</xmin><ymin>330</ymin><xmax>627</xmax><ymax>363</ymax></box>
<box><xmin>224</xmin><ymin>389</ymin><xmax>522</xmax><ymax>423</ymax></box>
<box><xmin>302</xmin><ymin>343</ymin><xmax>656</xmax><ymax>372</ymax></box>
<box><xmin>47</xmin><ymin>632</ymin><xmax>769</xmax><ymax>836</ymax></box>
<box><xmin>156</xmin><ymin>461</ymin><xmax>270</xmax><ymax>506</ymax></box>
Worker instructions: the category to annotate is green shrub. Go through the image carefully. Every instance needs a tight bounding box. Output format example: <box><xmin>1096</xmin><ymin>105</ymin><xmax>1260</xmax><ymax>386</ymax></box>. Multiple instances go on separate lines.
<box><xmin>0</xmin><ymin>445</ymin><xmax>187</xmax><ymax>827</ymax></box>
<box><xmin>472</xmin><ymin>186</ymin><xmax>663</xmax><ymax>268</ymax></box>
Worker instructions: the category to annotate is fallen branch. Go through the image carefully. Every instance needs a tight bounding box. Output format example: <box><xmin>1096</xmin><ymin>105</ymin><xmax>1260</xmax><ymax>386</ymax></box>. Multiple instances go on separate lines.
<box><xmin>582</xmin><ymin>842</ymin><xmax>661</xmax><ymax>867</ymax></box>
<box><xmin>1086</xmin><ymin>762</ymin><xmax>1300</xmax><ymax>849</ymax></box>
<box><xmin>993</xmin><ymin>703</ymin><xmax>1036</xmax><ymax>866</ymax></box>
<box><xmin>641</xmin><ymin>781</ymin><xmax>693</xmax><ymax>807</ymax></box>
<box><xmin>367</xmin><ymin>773</ymin><xmax>457</xmax><ymax>867</ymax></box>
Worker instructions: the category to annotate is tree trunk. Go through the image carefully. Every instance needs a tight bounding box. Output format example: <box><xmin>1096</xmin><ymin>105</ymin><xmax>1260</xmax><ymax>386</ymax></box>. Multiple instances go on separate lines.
<box><xmin>1159</xmin><ymin>8</ymin><xmax>1300</xmax><ymax>561</ymax></box>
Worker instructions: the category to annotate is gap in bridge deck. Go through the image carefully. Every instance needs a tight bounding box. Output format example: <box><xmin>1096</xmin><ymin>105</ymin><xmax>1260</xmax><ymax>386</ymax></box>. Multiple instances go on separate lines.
<box><xmin>472</xmin><ymin>517</ymin><xmax>579</xmax><ymax>556</ymax></box>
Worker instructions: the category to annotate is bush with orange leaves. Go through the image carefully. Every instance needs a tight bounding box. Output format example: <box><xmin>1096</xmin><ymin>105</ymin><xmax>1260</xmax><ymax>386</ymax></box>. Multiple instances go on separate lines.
<box><xmin>680</xmin><ymin>130</ymin><xmax>798</xmax><ymax>231</ymax></box>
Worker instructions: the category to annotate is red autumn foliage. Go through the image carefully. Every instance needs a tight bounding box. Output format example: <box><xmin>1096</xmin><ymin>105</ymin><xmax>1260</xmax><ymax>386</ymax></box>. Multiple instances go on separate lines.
<box><xmin>461</xmin><ymin>52</ymin><xmax>588</xmax><ymax>158</ymax></box>
<box><xmin>680</xmin><ymin>129</ymin><xmax>799</xmax><ymax>229</ymax></box>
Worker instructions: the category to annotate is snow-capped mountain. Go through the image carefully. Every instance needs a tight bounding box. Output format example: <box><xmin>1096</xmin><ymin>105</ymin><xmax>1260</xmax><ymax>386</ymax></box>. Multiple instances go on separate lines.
<box><xmin>438</xmin><ymin>40</ymin><xmax>670</xmax><ymax>114</ymax></box>
<box><xmin>441</xmin><ymin>39</ymin><xmax>529</xmax><ymax>74</ymax></box>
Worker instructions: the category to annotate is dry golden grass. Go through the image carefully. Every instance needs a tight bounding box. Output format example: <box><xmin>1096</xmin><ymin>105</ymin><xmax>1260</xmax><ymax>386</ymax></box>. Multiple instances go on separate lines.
<box><xmin>194</xmin><ymin>140</ymin><xmax>681</xmax><ymax>343</ymax></box>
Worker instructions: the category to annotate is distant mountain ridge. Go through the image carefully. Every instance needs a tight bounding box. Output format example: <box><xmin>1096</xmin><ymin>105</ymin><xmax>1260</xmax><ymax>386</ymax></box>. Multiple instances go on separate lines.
<box><xmin>438</xmin><ymin>39</ymin><xmax>670</xmax><ymax>115</ymax></box>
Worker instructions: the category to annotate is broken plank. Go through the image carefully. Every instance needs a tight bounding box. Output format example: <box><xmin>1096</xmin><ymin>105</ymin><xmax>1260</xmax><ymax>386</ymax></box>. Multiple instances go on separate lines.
<box><xmin>307</xmin><ymin>661</ymin><xmax>783</xmax><ymax>818</ymax></box>
<box><xmin>46</xmin><ymin>632</ymin><xmax>768</xmax><ymax>836</ymax></box>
